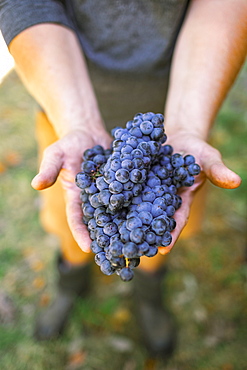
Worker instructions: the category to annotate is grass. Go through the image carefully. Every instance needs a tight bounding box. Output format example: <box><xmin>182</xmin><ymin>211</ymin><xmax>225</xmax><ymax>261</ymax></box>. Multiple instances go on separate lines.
<box><xmin>0</xmin><ymin>65</ymin><xmax>246</xmax><ymax>370</ymax></box>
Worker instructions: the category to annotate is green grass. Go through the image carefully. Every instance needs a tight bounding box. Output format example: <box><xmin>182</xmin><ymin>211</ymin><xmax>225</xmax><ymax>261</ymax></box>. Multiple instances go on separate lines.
<box><xmin>0</xmin><ymin>66</ymin><xmax>246</xmax><ymax>370</ymax></box>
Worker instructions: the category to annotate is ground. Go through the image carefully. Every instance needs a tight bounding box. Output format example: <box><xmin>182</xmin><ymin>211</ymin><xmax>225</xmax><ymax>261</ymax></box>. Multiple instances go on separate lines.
<box><xmin>0</xmin><ymin>64</ymin><xmax>246</xmax><ymax>370</ymax></box>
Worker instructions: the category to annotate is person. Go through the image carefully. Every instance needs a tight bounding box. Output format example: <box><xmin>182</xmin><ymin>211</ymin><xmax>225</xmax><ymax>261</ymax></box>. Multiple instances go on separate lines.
<box><xmin>0</xmin><ymin>0</ymin><xmax>246</xmax><ymax>358</ymax></box>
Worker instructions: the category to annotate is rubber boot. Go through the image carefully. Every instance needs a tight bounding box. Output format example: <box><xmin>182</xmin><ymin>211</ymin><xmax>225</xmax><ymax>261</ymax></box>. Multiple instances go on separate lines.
<box><xmin>132</xmin><ymin>267</ymin><xmax>177</xmax><ymax>359</ymax></box>
<box><xmin>34</xmin><ymin>255</ymin><xmax>91</xmax><ymax>340</ymax></box>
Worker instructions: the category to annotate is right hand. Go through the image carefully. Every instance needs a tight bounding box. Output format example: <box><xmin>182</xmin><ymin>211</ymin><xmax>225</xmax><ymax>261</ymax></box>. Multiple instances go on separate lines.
<box><xmin>31</xmin><ymin>127</ymin><xmax>112</xmax><ymax>253</ymax></box>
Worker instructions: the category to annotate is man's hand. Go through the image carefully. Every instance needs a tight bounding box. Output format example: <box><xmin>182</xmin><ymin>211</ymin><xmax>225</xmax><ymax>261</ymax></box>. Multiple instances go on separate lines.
<box><xmin>158</xmin><ymin>133</ymin><xmax>242</xmax><ymax>255</ymax></box>
<box><xmin>31</xmin><ymin>128</ymin><xmax>112</xmax><ymax>253</ymax></box>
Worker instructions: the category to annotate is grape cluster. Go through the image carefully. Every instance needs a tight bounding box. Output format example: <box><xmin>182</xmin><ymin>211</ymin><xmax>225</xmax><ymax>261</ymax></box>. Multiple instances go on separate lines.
<box><xmin>75</xmin><ymin>112</ymin><xmax>201</xmax><ymax>281</ymax></box>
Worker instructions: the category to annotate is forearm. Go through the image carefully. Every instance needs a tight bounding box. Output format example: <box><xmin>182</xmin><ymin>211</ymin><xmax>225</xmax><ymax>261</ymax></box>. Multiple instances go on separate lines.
<box><xmin>9</xmin><ymin>23</ymin><xmax>105</xmax><ymax>138</ymax></box>
<box><xmin>165</xmin><ymin>0</ymin><xmax>247</xmax><ymax>140</ymax></box>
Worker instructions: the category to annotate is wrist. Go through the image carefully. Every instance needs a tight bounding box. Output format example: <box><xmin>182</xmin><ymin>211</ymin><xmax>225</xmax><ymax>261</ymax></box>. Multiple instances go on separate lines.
<box><xmin>51</xmin><ymin>108</ymin><xmax>106</xmax><ymax>139</ymax></box>
<box><xmin>164</xmin><ymin>113</ymin><xmax>212</xmax><ymax>142</ymax></box>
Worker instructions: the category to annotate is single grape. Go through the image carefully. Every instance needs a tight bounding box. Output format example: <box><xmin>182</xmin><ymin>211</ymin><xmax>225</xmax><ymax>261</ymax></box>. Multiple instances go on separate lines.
<box><xmin>119</xmin><ymin>267</ymin><xmax>134</xmax><ymax>282</ymax></box>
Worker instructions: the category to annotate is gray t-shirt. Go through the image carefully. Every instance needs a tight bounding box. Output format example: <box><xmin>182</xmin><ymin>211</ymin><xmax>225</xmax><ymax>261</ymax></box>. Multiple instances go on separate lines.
<box><xmin>0</xmin><ymin>0</ymin><xmax>189</xmax><ymax>127</ymax></box>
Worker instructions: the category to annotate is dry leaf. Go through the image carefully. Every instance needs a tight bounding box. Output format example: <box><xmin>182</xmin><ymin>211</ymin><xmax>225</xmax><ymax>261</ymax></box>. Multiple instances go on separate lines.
<box><xmin>0</xmin><ymin>161</ymin><xmax>6</xmax><ymax>173</ymax></box>
<box><xmin>31</xmin><ymin>260</ymin><xmax>45</xmax><ymax>272</ymax></box>
<box><xmin>67</xmin><ymin>350</ymin><xmax>87</xmax><ymax>368</ymax></box>
<box><xmin>39</xmin><ymin>293</ymin><xmax>51</xmax><ymax>307</ymax></box>
<box><xmin>112</xmin><ymin>307</ymin><xmax>131</xmax><ymax>330</ymax></box>
<box><xmin>32</xmin><ymin>277</ymin><xmax>45</xmax><ymax>290</ymax></box>
<box><xmin>22</xmin><ymin>247</ymin><xmax>36</xmax><ymax>258</ymax></box>
<box><xmin>4</xmin><ymin>151</ymin><xmax>22</xmax><ymax>166</ymax></box>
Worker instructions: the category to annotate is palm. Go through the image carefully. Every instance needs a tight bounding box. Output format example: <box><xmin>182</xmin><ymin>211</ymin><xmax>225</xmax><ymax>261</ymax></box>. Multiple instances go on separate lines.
<box><xmin>31</xmin><ymin>128</ymin><xmax>112</xmax><ymax>253</ymax></box>
<box><xmin>158</xmin><ymin>133</ymin><xmax>241</xmax><ymax>255</ymax></box>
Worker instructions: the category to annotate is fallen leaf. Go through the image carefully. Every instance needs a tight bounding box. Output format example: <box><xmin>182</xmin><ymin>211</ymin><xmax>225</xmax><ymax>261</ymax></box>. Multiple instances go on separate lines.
<box><xmin>0</xmin><ymin>161</ymin><xmax>6</xmax><ymax>173</ymax></box>
<box><xmin>112</xmin><ymin>307</ymin><xmax>131</xmax><ymax>330</ymax></box>
<box><xmin>67</xmin><ymin>350</ymin><xmax>87</xmax><ymax>368</ymax></box>
<box><xmin>32</xmin><ymin>277</ymin><xmax>45</xmax><ymax>290</ymax></box>
<box><xmin>39</xmin><ymin>293</ymin><xmax>51</xmax><ymax>307</ymax></box>
<box><xmin>22</xmin><ymin>247</ymin><xmax>36</xmax><ymax>258</ymax></box>
<box><xmin>221</xmin><ymin>364</ymin><xmax>234</xmax><ymax>370</ymax></box>
<box><xmin>4</xmin><ymin>151</ymin><xmax>22</xmax><ymax>166</ymax></box>
<box><xmin>30</xmin><ymin>260</ymin><xmax>45</xmax><ymax>272</ymax></box>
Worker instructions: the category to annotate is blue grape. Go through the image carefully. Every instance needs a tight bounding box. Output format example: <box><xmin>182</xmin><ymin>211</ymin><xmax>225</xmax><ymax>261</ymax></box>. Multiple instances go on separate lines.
<box><xmin>122</xmin><ymin>159</ymin><xmax>134</xmax><ymax>170</ymax></box>
<box><xmin>129</xmin><ymin>126</ymin><xmax>143</xmax><ymax>138</ymax></box>
<box><xmin>182</xmin><ymin>175</ymin><xmax>195</xmax><ymax>187</ymax></box>
<box><xmin>95</xmin><ymin>251</ymin><xmax>106</xmax><ymax>266</ymax></box>
<box><xmin>122</xmin><ymin>242</ymin><xmax>139</xmax><ymax>258</ymax></box>
<box><xmin>103</xmin><ymin>222</ymin><xmax>118</xmax><ymax>236</ymax></box>
<box><xmin>82</xmin><ymin>203</ymin><xmax>95</xmax><ymax>218</ymax></box>
<box><xmin>166</xmin><ymin>205</ymin><xmax>176</xmax><ymax>217</ymax></box>
<box><xmin>109</xmin><ymin>180</ymin><xmax>124</xmax><ymax>194</ymax></box>
<box><xmin>138</xmin><ymin>241</ymin><xmax>150</xmax><ymax>255</ymax></box>
<box><xmin>104</xmin><ymin>169</ymin><xmax>116</xmax><ymax>184</ymax></box>
<box><xmin>100</xmin><ymin>259</ymin><xmax>115</xmax><ymax>275</ymax></box>
<box><xmin>119</xmin><ymin>267</ymin><xmax>134</xmax><ymax>282</ymax></box>
<box><xmin>130</xmin><ymin>169</ymin><xmax>143</xmax><ymax>183</ymax></box>
<box><xmin>145</xmin><ymin>231</ymin><xmax>156</xmax><ymax>245</ymax></box>
<box><xmin>97</xmin><ymin>234</ymin><xmax>110</xmax><ymax>248</ymax></box>
<box><xmin>184</xmin><ymin>154</ymin><xmax>195</xmax><ymax>166</ymax></box>
<box><xmin>115</xmin><ymin>168</ymin><xmax>130</xmax><ymax>183</ymax></box>
<box><xmin>126</xmin><ymin>135</ymin><xmax>138</xmax><ymax>148</ymax></box>
<box><xmin>113</xmin><ymin>139</ymin><xmax>124</xmax><ymax>152</ymax></box>
<box><xmin>140</xmin><ymin>120</ymin><xmax>154</xmax><ymax>135</ymax></box>
<box><xmin>131</xmin><ymin>183</ymin><xmax>142</xmax><ymax>197</ymax></box>
<box><xmin>120</xmin><ymin>228</ymin><xmax>130</xmax><ymax>243</ymax></box>
<box><xmin>171</xmin><ymin>153</ymin><xmax>184</xmax><ymax>168</ymax></box>
<box><xmin>145</xmin><ymin>246</ymin><xmax>158</xmax><ymax>257</ymax></box>
<box><xmin>110</xmin><ymin>158</ymin><xmax>121</xmax><ymax>171</ymax></box>
<box><xmin>85</xmin><ymin>183</ymin><xmax>98</xmax><ymax>195</ymax></box>
<box><xmin>188</xmin><ymin>163</ymin><xmax>201</xmax><ymax>176</ymax></box>
<box><xmin>75</xmin><ymin>173</ymin><xmax>92</xmax><ymax>189</ymax></box>
<box><xmin>138</xmin><ymin>211</ymin><xmax>153</xmax><ymax>225</ymax></box>
<box><xmin>94</xmin><ymin>154</ymin><xmax>106</xmax><ymax>166</ymax></box>
<box><xmin>121</xmin><ymin>144</ymin><xmax>133</xmax><ymax>154</ymax></box>
<box><xmin>91</xmin><ymin>240</ymin><xmax>103</xmax><ymax>254</ymax></box>
<box><xmin>96</xmin><ymin>212</ymin><xmax>112</xmax><ymax>227</ymax></box>
<box><xmin>151</xmin><ymin>217</ymin><xmax>167</xmax><ymax>235</ymax></box>
<box><xmin>81</xmin><ymin>160</ymin><xmax>97</xmax><ymax>174</ymax></box>
<box><xmin>150</xmin><ymin>127</ymin><xmax>164</xmax><ymax>140</ymax></box>
<box><xmin>109</xmin><ymin>240</ymin><xmax>123</xmax><ymax>257</ymax></box>
<box><xmin>89</xmin><ymin>193</ymin><xmax>102</xmax><ymax>208</ymax></box>
<box><xmin>126</xmin><ymin>216</ymin><xmax>142</xmax><ymax>231</ymax></box>
<box><xmin>98</xmin><ymin>189</ymin><xmax>111</xmax><ymax>205</ymax></box>
<box><xmin>136</xmin><ymin>202</ymin><xmax>152</xmax><ymax>213</ymax></box>
<box><xmin>151</xmin><ymin>204</ymin><xmax>164</xmax><ymax>218</ymax></box>
<box><xmin>113</xmin><ymin>127</ymin><xmax>127</xmax><ymax>139</ymax></box>
<box><xmin>130</xmin><ymin>228</ymin><xmax>145</xmax><ymax>244</ymax></box>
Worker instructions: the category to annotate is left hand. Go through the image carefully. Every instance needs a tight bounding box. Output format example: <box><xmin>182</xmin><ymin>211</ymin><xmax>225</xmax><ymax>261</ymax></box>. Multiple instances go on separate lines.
<box><xmin>158</xmin><ymin>132</ymin><xmax>242</xmax><ymax>255</ymax></box>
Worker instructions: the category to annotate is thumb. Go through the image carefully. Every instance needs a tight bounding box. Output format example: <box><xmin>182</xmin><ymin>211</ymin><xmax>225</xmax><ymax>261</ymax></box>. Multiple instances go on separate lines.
<box><xmin>31</xmin><ymin>144</ymin><xmax>63</xmax><ymax>190</ymax></box>
<box><xmin>202</xmin><ymin>146</ymin><xmax>242</xmax><ymax>189</ymax></box>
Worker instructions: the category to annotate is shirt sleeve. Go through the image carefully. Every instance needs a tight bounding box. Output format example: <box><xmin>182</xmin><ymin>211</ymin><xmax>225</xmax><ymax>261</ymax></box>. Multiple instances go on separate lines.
<box><xmin>0</xmin><ymin>0</ymin><xmax>75</xmax><ymax>46</ymax></box>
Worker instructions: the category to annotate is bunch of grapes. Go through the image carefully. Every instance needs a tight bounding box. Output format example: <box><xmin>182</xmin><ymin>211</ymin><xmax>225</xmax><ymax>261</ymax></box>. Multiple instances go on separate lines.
<box><xmin>75</xmin><ymin>112</ymin><xmax>200</xmax><ymax>281</ymax></box>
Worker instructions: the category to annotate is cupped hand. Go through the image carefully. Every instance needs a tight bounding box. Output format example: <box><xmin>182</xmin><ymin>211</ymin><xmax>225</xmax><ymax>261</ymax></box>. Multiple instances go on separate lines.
<box><xmin>31</xmin><ymin>128</ymin><xmax>112</xmax><ymax>253</ymax></box>
<box><xmin>158</xmin><ymin>132</ymin><xmax>242</xmax><ymax>255</ymax></box>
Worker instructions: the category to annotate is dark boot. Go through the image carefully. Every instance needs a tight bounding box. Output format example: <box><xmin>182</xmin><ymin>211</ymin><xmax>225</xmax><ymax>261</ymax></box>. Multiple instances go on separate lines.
<box><xmin>132</xmin><ymin>267</ymin><xmax>177</xmax><ymax>359</ymax></box>
<box><xmin>34</xmin><ymin>255</ymin><xmax>91</xmax><ymax>340</ymax></box>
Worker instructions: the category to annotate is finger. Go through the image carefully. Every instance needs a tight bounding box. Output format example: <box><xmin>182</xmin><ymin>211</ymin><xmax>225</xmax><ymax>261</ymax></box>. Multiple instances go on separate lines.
<box><xmin>202</xmin><ymin>147</ymin><xmax>242</xmax><ymax>189</ymax></box>
<box><xmin>65</xmin><ymin>187</ymin><xmax>92</xmax><ymax>253</ymax></box>
<box><xmin>31</xmin><ymin>144</ymin><xmax>63</xmax><ymax>190</ymax></box>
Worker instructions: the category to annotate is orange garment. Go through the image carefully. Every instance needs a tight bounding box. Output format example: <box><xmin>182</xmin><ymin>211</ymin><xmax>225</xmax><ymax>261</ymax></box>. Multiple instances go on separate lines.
<box><xmin>36</xmin><ymin>111</ymin><xmax>207</xmax><ymax>270</ymax></box>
